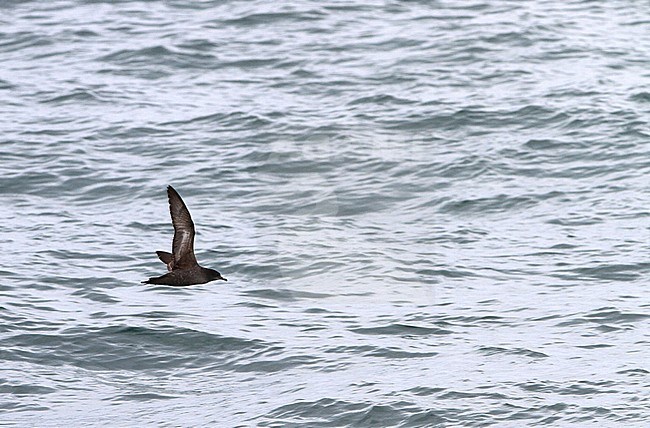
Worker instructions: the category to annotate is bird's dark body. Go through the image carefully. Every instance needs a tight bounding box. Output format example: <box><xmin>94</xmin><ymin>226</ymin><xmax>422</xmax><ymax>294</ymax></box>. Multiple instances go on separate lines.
<box><xmin>144</xmin><ymin>266</ymin><xmax>224</xmax><ymax>286</ymax></box>
<box><xmin>143</xmin><ymin>186</ymin><xmax>227</xmax><ymax>286</ymax></box>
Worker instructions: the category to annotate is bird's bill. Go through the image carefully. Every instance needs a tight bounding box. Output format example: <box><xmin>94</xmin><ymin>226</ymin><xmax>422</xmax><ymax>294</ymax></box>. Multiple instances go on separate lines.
<box><xmin>220</xmin><ymin>277</ymin><xmax>228</xmax><ymax>281</ymax></box>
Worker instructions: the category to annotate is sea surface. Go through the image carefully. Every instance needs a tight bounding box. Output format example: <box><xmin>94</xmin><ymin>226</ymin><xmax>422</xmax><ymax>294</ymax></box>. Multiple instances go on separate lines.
<box><xmin>1</xmin><ymin>0</ymin><xmax>649</xmax><ymax>426</ymax></box>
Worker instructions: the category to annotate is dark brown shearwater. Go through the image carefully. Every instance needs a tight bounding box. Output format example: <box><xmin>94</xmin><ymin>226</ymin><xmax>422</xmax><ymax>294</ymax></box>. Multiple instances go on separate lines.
<box><xmin>143</xmin><ymin>186</ymin><xmax>227</xmax><ymax>286</ymax></box>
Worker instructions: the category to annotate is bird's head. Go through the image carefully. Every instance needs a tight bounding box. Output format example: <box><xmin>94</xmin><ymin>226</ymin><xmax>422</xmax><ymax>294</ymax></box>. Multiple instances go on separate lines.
<box><xmin>206</xmin><ymin>268</ymin><xmax>227</xmax><ymax>282</ymax></box>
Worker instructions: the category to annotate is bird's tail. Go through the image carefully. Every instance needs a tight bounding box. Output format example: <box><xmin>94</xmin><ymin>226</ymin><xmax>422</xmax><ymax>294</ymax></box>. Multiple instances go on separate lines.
<box><xmin>142</xmin><ymin>278</ymin><xmax>160</xmax><ymax>285</ymax></box>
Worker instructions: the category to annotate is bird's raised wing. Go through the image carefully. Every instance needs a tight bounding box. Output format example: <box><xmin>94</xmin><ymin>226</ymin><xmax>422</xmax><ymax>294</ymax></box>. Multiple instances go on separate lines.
<box><xmin>167</xmin><ymin>185</ymin><xmax>198</xmax><ymax>269</ymax></box>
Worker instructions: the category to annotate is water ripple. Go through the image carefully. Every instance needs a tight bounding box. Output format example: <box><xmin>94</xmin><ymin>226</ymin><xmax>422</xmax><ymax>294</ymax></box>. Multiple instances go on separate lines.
<box><xmin>1</xmin><ymin>0</ymin><xmax>648</xmax><ymax>425</ymax></box>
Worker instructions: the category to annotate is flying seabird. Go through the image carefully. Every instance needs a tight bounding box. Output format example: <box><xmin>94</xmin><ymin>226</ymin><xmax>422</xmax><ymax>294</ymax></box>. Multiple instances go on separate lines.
<box><xmin>143</xmin><ymin>185</ymin><xmax>227</xmax><ymax>286</ymax></box>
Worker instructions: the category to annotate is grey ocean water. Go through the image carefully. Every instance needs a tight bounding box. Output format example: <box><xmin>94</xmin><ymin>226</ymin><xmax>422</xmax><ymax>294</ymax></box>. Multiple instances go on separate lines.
<box><xmin>1</xmin><ymin>0</ymin><xmax>649</xmax><ymax>426</ymax></box>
